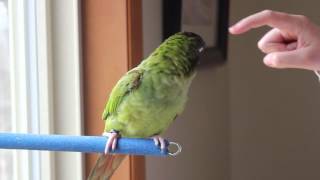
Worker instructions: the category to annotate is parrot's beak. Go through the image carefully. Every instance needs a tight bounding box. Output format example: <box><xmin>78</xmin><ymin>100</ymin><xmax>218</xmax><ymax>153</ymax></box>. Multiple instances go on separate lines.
<box><xmin>197</xmin><ymin>39</ymin><xmax>206</xmax><ymax>65</ymax></box>
<box><xmin>196</xmin><ymin>36</ymin><xmax>206</xmax><ymax>54</ymax></box>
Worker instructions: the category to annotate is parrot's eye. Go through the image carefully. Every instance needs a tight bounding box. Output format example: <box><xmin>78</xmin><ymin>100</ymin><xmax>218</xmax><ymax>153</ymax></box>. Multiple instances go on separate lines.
<box><xmin>198</xmin><ymin>47</ymin><xmax>204</xmax><ymax>53</ymax></box>
<box><xmin>182</xmin><ymin>32</ymin><xmax>206</xmax><ymax>54</ymax></box>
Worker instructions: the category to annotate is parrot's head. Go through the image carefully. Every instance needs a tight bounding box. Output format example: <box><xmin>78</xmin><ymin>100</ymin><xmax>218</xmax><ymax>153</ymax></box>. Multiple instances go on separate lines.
<box><xmin>162</xmin><ymin>32</ymin><xmax>206</xmax><ymax>72</ymax></box>
<box><xmin>179</xmin><ymin>31</ymin><xmax>206</xmax><ymax>54</ymax></box>
<box><xmin>144</xmin><ymin>32</ymin><xmax>205</xmax><ymax>76</ymax></box>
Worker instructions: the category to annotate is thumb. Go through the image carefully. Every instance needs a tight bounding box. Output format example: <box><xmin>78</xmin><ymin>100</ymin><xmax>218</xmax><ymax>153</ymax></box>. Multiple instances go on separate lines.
<box><xmin>263</xmin><ymin>49</ymin><xmax>307</xmax><ymax>69</ymax></box>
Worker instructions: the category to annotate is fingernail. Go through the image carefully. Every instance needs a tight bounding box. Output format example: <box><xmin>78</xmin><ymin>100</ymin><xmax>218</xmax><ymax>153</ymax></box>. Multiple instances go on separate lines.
<box><xmin>286</xmin><ymin>42</ymin><xmax>297</xmax><ymax>50</ymax></box>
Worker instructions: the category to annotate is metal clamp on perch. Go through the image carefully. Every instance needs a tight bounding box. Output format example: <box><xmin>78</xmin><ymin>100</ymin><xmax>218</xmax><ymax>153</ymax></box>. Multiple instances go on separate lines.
<box><xmin>0</xmin><ymin>133</ymin><xmax>182</xmax><ymax>157</ymax></box>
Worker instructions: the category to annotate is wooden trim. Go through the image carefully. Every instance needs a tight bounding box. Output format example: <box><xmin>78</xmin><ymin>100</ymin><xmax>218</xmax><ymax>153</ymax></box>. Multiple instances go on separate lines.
<box><xmin>81</xmin><ymin>0</ymin><xmax>144</xmax><ymax>179</ymax></box>
<box><xmin>126</xmin><ymin>0</ymin><xmax>145</xmax><ymax>179</ymax></box>
<box><xmin>126</xmin><ymin>0</ymin><xmax>143</xmax><ymax>68</ymax></box>
<box><xmin>129</xmin><ymin>156</ymin><xmax>145</xmax><ymax>180</ymax></box>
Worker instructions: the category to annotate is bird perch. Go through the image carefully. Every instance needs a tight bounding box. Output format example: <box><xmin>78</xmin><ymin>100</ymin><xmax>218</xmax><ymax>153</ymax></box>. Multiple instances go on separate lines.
<box><xmin>0</xmin><ymin>133</ymin><xmax>181</xmax><ymax>156</ymax></box>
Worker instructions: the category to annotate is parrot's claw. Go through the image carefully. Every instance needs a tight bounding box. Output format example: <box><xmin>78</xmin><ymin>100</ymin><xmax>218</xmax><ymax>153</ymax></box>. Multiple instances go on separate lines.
<box><xmin>102</xmin><ymin>130</ymin><xmax>119</xmax><ymax>154</ymax></box>
<box><xmin>151</xmin><ymin>135</ymin><xmax>166</xmax><ymax>150</ymax></box>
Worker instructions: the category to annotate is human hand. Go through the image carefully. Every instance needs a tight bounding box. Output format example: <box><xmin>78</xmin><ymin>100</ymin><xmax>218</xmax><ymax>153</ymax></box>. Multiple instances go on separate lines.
<box><xmin>229</xmin><ymin>10</ymin><xmax>320</xmax><ymax>71</ymax></box>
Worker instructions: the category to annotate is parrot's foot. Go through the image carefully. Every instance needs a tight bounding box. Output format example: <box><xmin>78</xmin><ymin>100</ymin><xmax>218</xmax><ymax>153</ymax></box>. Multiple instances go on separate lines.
<box><xmin>102</xmin><ymin>130</ymin><xmax>119</xmax><ymax>154</ymax></box>
<box><xmin>151</xmin><ymin>135</ymin><xmax>166</xmax><ymax>150</ymax></box>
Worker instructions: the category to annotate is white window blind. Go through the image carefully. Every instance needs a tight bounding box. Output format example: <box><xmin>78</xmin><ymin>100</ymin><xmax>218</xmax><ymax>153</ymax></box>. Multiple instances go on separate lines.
<box><xmin>0</xmin><ymin>0</ymin><xmax>13</xmax><ymax>179</ymax></box>
<box><xmin>8</xmin><ymin>0</ymin><xmax>83</xmax><ymax>179</ymax></box>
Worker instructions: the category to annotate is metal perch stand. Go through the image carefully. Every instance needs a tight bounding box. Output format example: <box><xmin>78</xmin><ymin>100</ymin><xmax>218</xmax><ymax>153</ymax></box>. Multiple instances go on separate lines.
<box><xmin>0</xmin><ymin>133</ymin><xmax>181</xmax><ymax>156</ymax></box>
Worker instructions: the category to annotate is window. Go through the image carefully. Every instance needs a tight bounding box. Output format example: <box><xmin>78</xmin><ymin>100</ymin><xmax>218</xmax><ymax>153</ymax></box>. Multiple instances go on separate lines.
<box><xmin>0</xmin><ymin>1</ymin><xmax>13</xmax><ymax>179</ymax></box>
<box><xmin>4</xmin><ymin>0</ymin><xmax>83</xmax><ymax>180</ymax></box>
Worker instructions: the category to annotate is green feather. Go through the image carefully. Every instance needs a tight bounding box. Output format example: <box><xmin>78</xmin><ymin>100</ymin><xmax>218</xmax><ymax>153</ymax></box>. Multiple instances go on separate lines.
<box><xmin>102</xmin><ymin>68</ymin><xmax>143</xmax><ymax>120</ymax></box>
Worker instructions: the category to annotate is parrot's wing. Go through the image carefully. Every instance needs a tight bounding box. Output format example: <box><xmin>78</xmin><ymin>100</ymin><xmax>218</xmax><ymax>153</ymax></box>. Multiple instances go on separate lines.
<box><xmin>102</xmin><ymin>68</ymin><xmax>143</xmax><ymax>120</ymax></box>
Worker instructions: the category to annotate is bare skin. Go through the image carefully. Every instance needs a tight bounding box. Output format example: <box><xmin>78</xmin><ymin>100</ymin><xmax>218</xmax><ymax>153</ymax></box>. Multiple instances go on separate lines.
<box><xmin>103</xmin><ymin>131</ymin><xmax>119</xmax><ymax>154</ymax></box>
<box><xmin>229</xmin><ymin>10</ymin><xmax>320</xmax><ymax>71</ymax></box>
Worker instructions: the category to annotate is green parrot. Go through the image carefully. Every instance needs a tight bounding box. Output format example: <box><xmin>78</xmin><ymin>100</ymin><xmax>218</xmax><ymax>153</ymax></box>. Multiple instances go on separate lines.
<box><xmin>88</xmin><ymin>32</ymin><xmax>205</xmax><ymax>180</ymax></box>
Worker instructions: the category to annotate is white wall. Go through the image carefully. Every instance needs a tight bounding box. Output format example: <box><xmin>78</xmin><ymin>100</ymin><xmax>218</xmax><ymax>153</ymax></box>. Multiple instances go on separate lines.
<box><xmin>143</xmin><ymin>1</ymin><xmax>229</xmax><ymax>179</ymax></box>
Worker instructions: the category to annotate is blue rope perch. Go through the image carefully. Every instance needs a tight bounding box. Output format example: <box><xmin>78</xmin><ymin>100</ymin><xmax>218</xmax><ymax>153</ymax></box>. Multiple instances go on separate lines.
<box><xmin>0</xmin><ymin>133</ymin><xmax>182</xmax><ymax>157</ymax></box>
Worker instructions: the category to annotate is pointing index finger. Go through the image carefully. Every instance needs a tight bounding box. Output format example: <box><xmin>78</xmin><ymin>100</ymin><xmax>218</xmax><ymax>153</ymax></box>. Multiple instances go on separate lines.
<box><xmin>229</xmin><ymin>10</ymin><xmax>304</xmax><ymax>35</ymax></box>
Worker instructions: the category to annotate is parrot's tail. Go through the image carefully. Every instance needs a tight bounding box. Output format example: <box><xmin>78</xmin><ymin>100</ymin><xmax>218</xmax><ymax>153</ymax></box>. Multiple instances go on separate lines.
<box><xmin>87</xmin><ymin>154</ymin><xmax>126</xmax><ymax>180</ymax></box>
